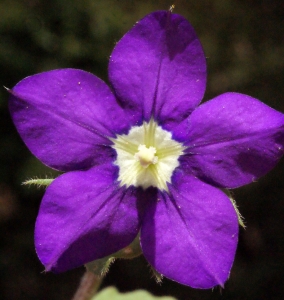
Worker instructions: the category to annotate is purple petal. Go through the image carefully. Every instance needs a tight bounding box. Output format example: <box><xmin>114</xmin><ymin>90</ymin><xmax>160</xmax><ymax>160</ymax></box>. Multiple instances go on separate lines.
<box><xmin>109</xmin><ymin>11</ymin><xmax>206</xmax><ymax>128</ymax></box>
<box><xmin>9</xmin><ymin>69</ymin><xmax>130</xmax><ymax>171</ymax></box>
<box><xmin>141</xmin><ymin>172</ymin><xmax>238</xmax><ymax>289</ymax></box>
<box><xmin>35</xmin><ymin>163</ymin><xmax>144</xmax><ymax>273</ymax></box>
<box><xmin>181</xmin><ymin>92</ymin><xmax>284</xmax><ymax>188</ymax></box>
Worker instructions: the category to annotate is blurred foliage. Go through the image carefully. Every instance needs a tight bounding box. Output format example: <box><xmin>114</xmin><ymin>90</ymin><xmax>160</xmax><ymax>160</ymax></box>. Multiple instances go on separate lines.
<box><xmin>0</xmin><ymin>0</ymin><xmax>284</xmax><ymax>299</ymax></box>
<box><xmin>93</xmin><ymin>287</ymin><xmax>177</xmax><ymax>300</ymax></box>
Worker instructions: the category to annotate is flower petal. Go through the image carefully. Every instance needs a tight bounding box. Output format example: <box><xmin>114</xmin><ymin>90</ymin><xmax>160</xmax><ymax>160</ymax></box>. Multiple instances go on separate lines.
<box><xmin>109</xmin><ymin>11</ymin><xmax>206</xmax><ymax>128</ymax></box>
<box><xmin>141</xmin><ymin>172</ymin><xmax>238</xmax><ymax>289</ymax></box>
<box><xmin>35</xmin><ymin>163</ymin><xmax>144</xmax><ymax>273</ymax></box>
<box><xmin>9</xmin><ymin>69</ymin><xmax>130</xmax><ymax>171</ymax></box>
<box><xmin>181</xmin><ymin>92</ymin><xmax>284</xmax><ymax>188</ymax></box>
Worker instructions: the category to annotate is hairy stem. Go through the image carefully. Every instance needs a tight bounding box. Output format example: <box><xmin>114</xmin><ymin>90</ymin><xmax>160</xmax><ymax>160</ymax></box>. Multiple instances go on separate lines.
<box><xmin>72</xmin><ymin>270</ymin><xmax>102</xmax><ymax>300</ymax></box>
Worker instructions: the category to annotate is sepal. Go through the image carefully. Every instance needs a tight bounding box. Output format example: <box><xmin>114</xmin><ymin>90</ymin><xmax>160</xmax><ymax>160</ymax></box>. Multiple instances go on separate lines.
<box><xmin>23</xmin><ymin>178</ymin><xmax>54</xmax><ymax>187</ymax></box>
<box><xmin>85</xmin><ymin>235</ymin><xmax>142</xmax><ymax>277</ymax></box>
<box><xmin>224</xmin><ymin>189</ymin><xmax>246</xmax><ymax>229</ymax></box>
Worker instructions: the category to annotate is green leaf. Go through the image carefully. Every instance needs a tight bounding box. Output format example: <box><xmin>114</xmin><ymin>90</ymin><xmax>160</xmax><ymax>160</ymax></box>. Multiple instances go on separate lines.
<box><xmin>92</xmin><ymin>287</ymin><xmax>177</xmax><ymax>300</ymax></box>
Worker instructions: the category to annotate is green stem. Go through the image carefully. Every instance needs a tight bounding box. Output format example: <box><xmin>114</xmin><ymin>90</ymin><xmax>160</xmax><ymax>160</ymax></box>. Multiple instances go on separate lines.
<box><xmin>71</xmin><ymin>270</ymin><xmax>102</xmax><ymax>300</ymax></box>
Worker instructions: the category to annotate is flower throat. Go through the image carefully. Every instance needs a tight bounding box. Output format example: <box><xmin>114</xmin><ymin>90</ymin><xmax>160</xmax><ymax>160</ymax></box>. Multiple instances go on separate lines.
<box><xmin>111</xmin><ymin>119</ymin><xmax>185</xmax><ymax>191</ymax></box>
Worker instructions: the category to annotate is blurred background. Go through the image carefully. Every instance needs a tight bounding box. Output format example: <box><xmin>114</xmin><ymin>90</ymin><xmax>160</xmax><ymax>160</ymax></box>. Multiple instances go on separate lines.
<box><xmin>1</xmin><ymin>0</ymin><xmax>284</xmax><ymax>299</ymax></box>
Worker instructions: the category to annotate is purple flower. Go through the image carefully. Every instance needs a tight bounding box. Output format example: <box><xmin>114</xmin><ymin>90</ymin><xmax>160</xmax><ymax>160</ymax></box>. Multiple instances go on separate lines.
<box><xmin>8</xmin><ymin>11</ymin><xmax>284</xmax><ymax>289</ymax></box>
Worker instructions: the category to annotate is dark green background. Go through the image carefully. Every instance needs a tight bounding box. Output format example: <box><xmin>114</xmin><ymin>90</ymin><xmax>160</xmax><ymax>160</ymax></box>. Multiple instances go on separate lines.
<box><xmin>1</xmin><ymin>0</ymin><xmax>284</xmax><ymax>299</ymax></box>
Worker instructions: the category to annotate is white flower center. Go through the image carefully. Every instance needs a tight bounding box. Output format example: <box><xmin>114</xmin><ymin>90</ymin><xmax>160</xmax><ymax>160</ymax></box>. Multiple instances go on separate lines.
<box><xmin>134</xmin><ymin>145</ymin><xmax>158</xmax><ymax>168</ymax></box>
<box><xmin>111</xmin><ymin>119</ymin><xmax>185</xmax><ymax>191</ymax></box>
